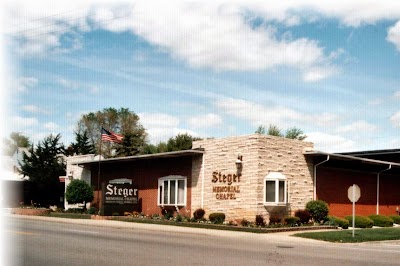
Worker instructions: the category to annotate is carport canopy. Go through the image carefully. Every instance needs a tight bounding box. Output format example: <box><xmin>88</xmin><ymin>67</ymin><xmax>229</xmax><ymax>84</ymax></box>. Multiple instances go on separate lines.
<box><xmin>304</xmin><ymin>151</ymin><xmax>400</xmax><ymax>175</ymax></box>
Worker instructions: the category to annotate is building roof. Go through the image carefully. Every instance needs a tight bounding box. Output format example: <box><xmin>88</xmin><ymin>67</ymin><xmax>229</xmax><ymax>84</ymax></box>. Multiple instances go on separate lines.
<box><xmin>72</xmin><ymin>149</ymin><xmax>205</xmax><ymax>167</ymax></box>
<box><xmin>339</xmin><ymin>149</ymin><xmax>400</xmax><ymax>157</ymax></box>
<box><xmin>304</xmin><ymin>150</ymin><xmax>400</xmax><ymax>175</ymax></box>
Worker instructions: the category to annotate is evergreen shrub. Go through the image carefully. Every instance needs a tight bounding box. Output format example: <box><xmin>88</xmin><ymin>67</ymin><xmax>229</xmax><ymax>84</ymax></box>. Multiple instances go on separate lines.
<box><xmin>345</xmin><ymin>215</ymin><xmax>374</xmax><ymax>228</ymax></box>
<box><xmin>209</xmin><ymin>213</ymin><xmax>225</xmax><ymax>224</ymax></box>
<box><xmin>328</xmin><ymin>215</ymin><xmax>349</xmax><ymax>229</ymax></box>
<box><xmin>284</xmin><ymin>216</ymin><xmax>300</xmax><ymax>226</ymax></box>
<box><xmin>368</xmin><ymin>215</ymin><xmax>394</xmax><ymax>227</ymax></box>
<box><xmin>389</xmin><ymin>215</ymin><xmax>400</xmax><ymax>224</ymax></box>
<box><xmin>305</xmin><ymin>200</ymin><xmax>329</xmax><ymax>223</ymax></box>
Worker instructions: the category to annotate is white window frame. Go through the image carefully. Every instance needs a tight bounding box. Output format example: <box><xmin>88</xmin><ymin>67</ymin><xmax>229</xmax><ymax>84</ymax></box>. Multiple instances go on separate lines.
<box><xmin>157</xmin><ymin>175</ymin><xmax>187</xmax><ymax>207</ymax></box>
<box><xmin>263</xmin><ymin>172</ymin><xmax>287</xmax><ymax>206</ymax></box>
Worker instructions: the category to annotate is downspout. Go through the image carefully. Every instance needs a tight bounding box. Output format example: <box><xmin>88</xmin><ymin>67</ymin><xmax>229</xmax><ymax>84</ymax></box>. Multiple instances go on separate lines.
<box><xmin>376</xmin><ymin>164</ymin><xmax>391</xmax><ymax>215</ymax></box>
<box><xmin>201</xmin><ymin>154</ymin><xmax>205</xmax><ymax>209</ymax></box>
<box><xmin>313</xmin><ymin>156</ymin><xmax>330</xmax><ymax>200</ymax></box>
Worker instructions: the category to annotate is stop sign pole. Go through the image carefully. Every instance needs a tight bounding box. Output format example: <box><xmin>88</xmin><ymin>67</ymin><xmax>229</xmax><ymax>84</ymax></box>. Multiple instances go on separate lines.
<box><xmin>348</xmin><ymin>184</ymin><xmax>361</xmax><ymax>238</ymax></box>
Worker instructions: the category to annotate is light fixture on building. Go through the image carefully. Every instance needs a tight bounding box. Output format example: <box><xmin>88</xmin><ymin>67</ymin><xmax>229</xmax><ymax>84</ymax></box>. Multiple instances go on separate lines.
<box><xmin>235</xmin><ymin>155</ymin><xmax>243</xmax><ymax>170</ymax></box>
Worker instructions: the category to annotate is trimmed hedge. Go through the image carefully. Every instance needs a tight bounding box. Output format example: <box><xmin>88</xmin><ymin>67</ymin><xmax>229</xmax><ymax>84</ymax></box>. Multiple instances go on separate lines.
<box><xmin>368</xmin><ymin>215</ymin><xmax>394</xmax><ymax>227</ymax></box>
<box><xmin>345</xmin><ymin>215</ymin><xmax>374</xmax><ymax>228</ymax></box>
<box><xmin>284</xmin><ymin>216</ymin><xmax>300</xmax><ymax>226</ymax></box>
<box><xmin>389</xmin><ymin>215</ymin><xmax>400</xmax><ymax>224</ymax></box>
<box><xmin>328</xmin><ymin>215</ymin><xmax>349</xmax><ymax>229</ymax></box>
<box><xmin>193</xmin><ymin>208</ymin><xmax>205</xmax><ymax>220</ymax></box>
<box><xmin>295</xmin><ymin>209</ymin><xmax>311</xmax><ymax>224</ymax></box>
<box><xmin>209</xmin><ymin>213</ymin><xmax>225</xmax><ymax>224</ymax></box>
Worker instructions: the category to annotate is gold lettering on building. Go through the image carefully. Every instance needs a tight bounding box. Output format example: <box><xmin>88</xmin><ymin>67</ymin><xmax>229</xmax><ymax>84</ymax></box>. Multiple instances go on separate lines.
<box><xmin>212</xmin><ymin>171</ymin><xmax>241</xmax><ymax>200</ymax></box>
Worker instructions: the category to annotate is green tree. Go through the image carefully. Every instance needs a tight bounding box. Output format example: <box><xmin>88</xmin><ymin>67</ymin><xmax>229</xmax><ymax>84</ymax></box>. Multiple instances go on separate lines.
<box><xmin>255</xmin><ymin>125</ymin><xmax>266</xmax><ymax>134</ymax></box>
<box><xmin>267</xmin><ymin>124</ymin><xmax>283</xmax><ymax>137</ymax></box>
<box><xmin>285</xmin><ymin>127</ymin><xmax>307</xmax><ymax>140</ymax></box>
<box><xmin>20</xmin><ymin>134</ymin><xmax>66</xmax><ymax>206</ymax></box>
<box><xmin>65</xmin><ymin>179</ymin><xmax>94</xmax><ymax>211</ymax></box>
<box><xmin>76</xmin><ymin>107</ymin><xmax>148</xmax><ymax>158</ymax></box>
<box><xmin>68</xmin><ymin>130</ymin><xmax>95</xmax><ymax>156</ymax></box>
<box><xmin>166</xmin><ymin>133</ymin><xmax>201</xmax><ymax>152</ymax></box>
<box><xmin>256</xmin><ymin>124</ymin><xmax>307</xmax><ymax>140</ymax></box>
<box><xmin>116</xmin><ymin>131</ymin><xmax>146</xmax><ymax>156</ymax></box>
<box><xmin>3</xmin><ymin>132</ymin><xmax>30</xmax><ymax>156</ymax></box>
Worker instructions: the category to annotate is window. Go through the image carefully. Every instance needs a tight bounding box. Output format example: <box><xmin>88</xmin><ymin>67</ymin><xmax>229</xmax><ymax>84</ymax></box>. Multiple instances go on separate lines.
<box><xmin>158</xmin><ymin>175</ymin><xmax>187</xmax><ymax>206</ymax></box>
<box><xmin>264</xmin><ymin>172</ymin><xmax>287</xmax><ymax>205</ymax></box>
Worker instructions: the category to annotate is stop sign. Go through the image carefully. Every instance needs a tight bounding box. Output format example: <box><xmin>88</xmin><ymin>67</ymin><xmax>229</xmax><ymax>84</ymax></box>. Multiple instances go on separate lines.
<box><xmin>348</xmin><ymin>184</ymin><xmax>361</xmax><ymax>202</ymax></box>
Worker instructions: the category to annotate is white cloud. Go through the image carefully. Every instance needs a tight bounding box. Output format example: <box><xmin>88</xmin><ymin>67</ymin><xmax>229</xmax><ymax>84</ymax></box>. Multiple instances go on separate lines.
<box><xmin>336</xmin><ymin>120</ymin><xmax>378</xmax><ymax>134</ymax></box>
<box><xmin>10</xmin><ymin>116</ymin><xmax>39</xmax><ymax>132</ymax></box>
<box><xmin>394</xmin><ymin>90</ymin><xmax>400</xmax><ymax>99</ymax></box>
<box><xmin>44</xmin><ymin>122</ymin><xmax>59</xmax><ymax>131</ymax></box>
<box><xmin>138</xmin><ymin>112</ymin><xmax>197</xmax><ymax>144</ymax></box>
<box><xmin>387</xmin><ymin>20</ymin><xmax>400</xmax><ymax>51</ymax></box>
<box><xmin>57</xmin><ymin>78</ymin><xmax>99</xmax><ymax>94</ymax></box>
<box><xmin>390</xmin><ymin>111</ymin><xmax>400</xmax><ymax>127</ymax></box>
<box><xmin>215</xmin><ymin>97</ymin><xmax>339</xmax><ymax>129</ymax></box>
<box><xmin>306</xmin><ymin>132</ymin><xmax>356</xmax><ymax>152</ymax></box>
<box><xmin>14</xmin><ymin>77</ymin><xmax>38</xmax><ymax>92</ymax></box>
<box><xmin>187</xmin><ymin>113</ymin><xmax>222</xmax><ymax>129</ymax></box>
<box><xmin>368</xmin><ymin>98</ymin><xmax>384</xmax><ymax>106</ymax></box>
<box><xmin>6</xmin><ymin>2</ymin><xmax>400</xmax><ymax>81</ymax></box>
<box><xmin>22</xmin><ymin>105</ymin><xmax>48</xmax><ymax>114</ymax></box>
<box><xmin>139</xmin><ymin>113</ymin><xmax>179</xmax><ymax>128</ymax></box>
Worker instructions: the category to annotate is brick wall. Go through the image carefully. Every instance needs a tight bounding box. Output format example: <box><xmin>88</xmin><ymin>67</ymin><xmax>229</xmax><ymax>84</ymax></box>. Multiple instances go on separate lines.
<box><xmin>90</xmin><ymin>156</ymin><xmax>195</xmax><ymax>217</ymax></box>
<box><xmin>317</xmin><ymin>167</ymin><xmax>400</xmax><ymax>217</ymax></box>
<box><xmin>192</xmin><ymin>134</ymin><xmax>314</xmax><ymax>222</ymax></box>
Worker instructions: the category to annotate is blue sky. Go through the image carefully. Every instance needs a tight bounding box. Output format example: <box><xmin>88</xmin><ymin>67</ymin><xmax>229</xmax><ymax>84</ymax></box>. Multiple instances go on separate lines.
<box><xmin>2</xmin><ymin>1</ymin><xmax>400</xmax><ymax>152</ymax></box>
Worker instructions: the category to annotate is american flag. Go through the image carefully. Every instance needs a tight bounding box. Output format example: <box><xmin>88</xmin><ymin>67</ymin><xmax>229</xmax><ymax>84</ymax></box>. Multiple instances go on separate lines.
<box><xmin>101</xmin><ymin>127</ymin><xmax>123</xmax><ymax>143</ymax></box>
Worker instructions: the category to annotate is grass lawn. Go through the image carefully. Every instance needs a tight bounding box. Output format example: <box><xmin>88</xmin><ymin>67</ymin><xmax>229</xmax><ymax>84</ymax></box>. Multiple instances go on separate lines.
<box><xmin>293</xmin><ymin>227</ymin><xmax>400</xmax><ymax>243</ymax></box>
<box><xmin>44</xmin><ymin>213</ymin><xmax>92</xmax><ymax>219</ymax></box>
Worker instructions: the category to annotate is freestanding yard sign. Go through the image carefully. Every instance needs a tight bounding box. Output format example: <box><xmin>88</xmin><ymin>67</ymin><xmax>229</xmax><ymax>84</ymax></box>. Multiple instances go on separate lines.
<box><xmin>348</xmin><ymin>184</ymin><xmax>361</xmax><ymax>237</ymax></box>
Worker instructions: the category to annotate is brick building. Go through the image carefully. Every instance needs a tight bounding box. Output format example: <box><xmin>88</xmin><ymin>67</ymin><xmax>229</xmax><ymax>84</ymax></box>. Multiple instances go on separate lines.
<box><xmin>64</xmin><ymin>134</ymin><xmax>400</xmax><ymax>221</ymax></box>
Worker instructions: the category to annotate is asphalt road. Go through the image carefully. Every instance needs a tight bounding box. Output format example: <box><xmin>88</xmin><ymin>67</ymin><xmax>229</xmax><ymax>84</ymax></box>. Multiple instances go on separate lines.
<box><xmin>3</xmin><ymin>215</ymin><xmax>400</xmax><ymax>266</ymax></box>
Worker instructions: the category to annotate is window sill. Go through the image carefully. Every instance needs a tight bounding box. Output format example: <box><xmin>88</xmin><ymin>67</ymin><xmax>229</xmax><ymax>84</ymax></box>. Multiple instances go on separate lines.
<box><xmin>158</xmin><ymin>204</ymin><xmax>186</xmax><ymax>207</ymax></box>
<box><xmin>263</xmin><ymin>203</ymin><xmax>287</xmax><ymax>207</ymax></box>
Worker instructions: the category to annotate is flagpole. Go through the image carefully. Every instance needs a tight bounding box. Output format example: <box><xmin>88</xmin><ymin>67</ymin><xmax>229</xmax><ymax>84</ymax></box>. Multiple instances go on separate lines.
<box><xmin>97</xmin><ymin>129</ymin><xmax>102</xmax><ymax>215</ymax></box>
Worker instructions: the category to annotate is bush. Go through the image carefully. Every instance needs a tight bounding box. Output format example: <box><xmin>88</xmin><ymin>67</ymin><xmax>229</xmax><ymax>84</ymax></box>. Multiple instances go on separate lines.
<box><xmin>284</xmin><ymin>216</ymin><xmax>300</xmax><ymax>226</ymax></box>
<box><xmin>328</xmin><ymin>216</ymin><xmax>349</xmax><ymax>229</ymax></box>
<box><xmin>255</xmin><ymin>215</ymin><xmax>265</xmax><ymax>226</ymax></box>
<box><xmin>175</xmin><ymin>214</ymin><xmax>183</xmax><ymax>222</ymax></box>
<box><xmin>295</xmin><ymin>209</ymin><xmax>311</xmax><ymax>224</ymax></box>
<box><xmin>241</xmin><ymin>218</ymin><xmax>251</xmax><ymax>227</ymax></box>
<box><xmin>305</xmin><ymin>200</ymin><xmax>329</xmax><ymax>223</ymax></box>
<box><xmin>86</xmin><ymin>207</ymin><xmax>97</xmax><ymax>215</ymax></box>
<box><xmin>269</xmin><ymin>215</ymin><xmax>282</xmax><ymax>225</ymax></box>
<box><xmin>162</xmin><ymin>208</ymin><xmax>174</xmax><ymax>220</ymax></box>
<box><xmin>368</xmin><ymin>215</ymin><xmax>394</xmax><ymax>227</ymax></box>
<box><xmin>65</xmin><ymin>179</ymin><xmax>94</xmax><ymax>210</ymax></box>
<box><xmin>193</xmin><ymin>208</ymin><xmax>205</xmax><ymax>220</ymax></box>
<box><xmin>389</xmin><ymin>215</ymin><xmax>400</xmax><ymax>224</ymax></box>
<box><xmin>345</xmin><ymin>215</ymin><xmax>374</xmax><ymax>228</ymax></box>
<box><xmin>209</xmin><ymin>213</ymin><xmax>225</xmax><ymax>224</ymax></box>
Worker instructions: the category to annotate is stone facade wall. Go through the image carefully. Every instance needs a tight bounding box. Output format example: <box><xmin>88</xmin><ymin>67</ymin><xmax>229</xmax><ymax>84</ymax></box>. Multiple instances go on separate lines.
<box><xmin>191</xmin><ymin>134</ymin><xmax>314</xmax><ymax>222</ymax></box>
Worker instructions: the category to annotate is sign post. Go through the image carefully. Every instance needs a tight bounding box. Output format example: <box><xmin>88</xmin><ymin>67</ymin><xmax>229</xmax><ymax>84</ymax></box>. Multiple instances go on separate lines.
<box><xmin>348</xmin><ymin>184</ymin><xmax>361</xmax><ymax>238</ymax></box>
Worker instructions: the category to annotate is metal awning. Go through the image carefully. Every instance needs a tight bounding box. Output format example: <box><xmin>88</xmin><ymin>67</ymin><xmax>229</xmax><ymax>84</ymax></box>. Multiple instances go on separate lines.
<box><xmin>304</xmin><ymin>151</ymin><xmax>400</xmax><ymax>175</ymax></box>
<box><xmin>72</xmin><ymin>149</ymin><xmax>205</xmax><ymax>167</ymax></box>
